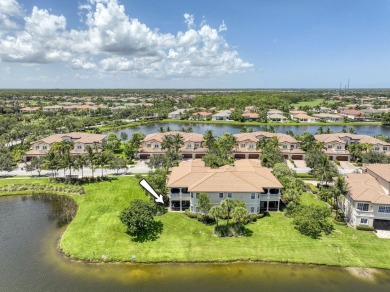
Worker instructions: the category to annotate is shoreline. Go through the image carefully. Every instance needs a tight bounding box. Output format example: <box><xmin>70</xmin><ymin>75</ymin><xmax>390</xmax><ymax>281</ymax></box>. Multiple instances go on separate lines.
<box><xmin>100</xmin><ymin>119</ymin><xmax>384</xmax><ymax>132</ymax></box>
<box><xmin>2</xmin><ymin>182</ymin><xmax>390</xmax><ymax>270</ymax></box>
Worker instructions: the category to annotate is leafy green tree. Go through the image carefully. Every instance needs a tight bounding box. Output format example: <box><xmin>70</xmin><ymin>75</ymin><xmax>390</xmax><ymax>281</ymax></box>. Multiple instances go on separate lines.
<box><xmin>382</xmin><ymin>112</ymin><xmax>390</xmax><ymax>125</ymax></box>
<box><xmin>109</xmin><ymin>157</ymin><xmax>128</xmax><ymax>174</ymax></box>
<box><xmin>120</xmin><ymin>132</ymin><xmax>128</xmax><ymax>141</ymax></box>
<box><xmin>198</xmin><ymin>193</ymin><xmax>212</xmax><ymax>214</ymax></box>
<box><xmin>362</xmin><ymin>150</ymin><xmax>390</xmax><ymax>164</ymax></box>
<box><xmin>203</xmin><ymin>130</ymin><xmax>215</xmax><ymax>149</ymax></box>
<box><xmin>147</xmin><ymin>168</ymin><xmax>168</xmax><ymax>204</ymax></box>
<box><xmin>26</xmin><ymin>156</ymin><xmax>45</xmax><ymax>176</ymax></box>
<box><xmin>305</xmin><ymin>146</ymin><xmax>324</xmax><ymax>169</ymax></box>
<box><xmin>0</xmin><ymin>150</ymin><xmax>14</xmax><ymax>172</ymax></box>
<box><xmin>105</xmin><ymin>133</ymin><xmax>121</xmax><ymax>153</ymax></box>
<box><xmin>292</xmin><ymin>205</ymin><xmax>334</xmax><ymax>238</ymax></box>
<box><xmin>119</xmin><ymin>200</ymin><xmax>157</xmax><ymax>237</ymax></box>
<box><xmin>96</xmin><ymin>150</ymin><xmax>115</xmax><ymax>177</ymax></box>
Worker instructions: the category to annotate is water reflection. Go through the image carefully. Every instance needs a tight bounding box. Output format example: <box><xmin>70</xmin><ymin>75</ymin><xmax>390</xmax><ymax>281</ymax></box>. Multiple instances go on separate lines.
<box><xmin>110</xmin><ymin>123</ymin><xmax>390</xmax><ymax>138</ymax></box>
<box><xmin>1</xmin><ymin>196</ymin><xmax>390</xmax><ymax>292</ymax></box>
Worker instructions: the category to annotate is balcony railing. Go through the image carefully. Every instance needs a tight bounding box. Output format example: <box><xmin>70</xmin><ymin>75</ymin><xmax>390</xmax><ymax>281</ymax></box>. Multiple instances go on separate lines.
<box><xmin>170</xmin><ymin>192</ymin><xmax>191</xmax><ymax>200</ymax></box>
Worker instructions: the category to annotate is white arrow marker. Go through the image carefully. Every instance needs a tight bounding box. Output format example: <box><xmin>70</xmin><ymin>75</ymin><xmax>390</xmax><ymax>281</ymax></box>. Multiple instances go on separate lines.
<box><xmin>139</xmin><ymin>179</ymin><xmax>164</xmax><ymax>204</ymax></box>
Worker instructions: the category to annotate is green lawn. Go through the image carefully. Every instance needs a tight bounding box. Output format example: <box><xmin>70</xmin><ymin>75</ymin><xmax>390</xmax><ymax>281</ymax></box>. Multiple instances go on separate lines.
<box><xmin>1</xmin><ymin>177</ymin><xmax>390</xmax><ymax>268</ymax></box>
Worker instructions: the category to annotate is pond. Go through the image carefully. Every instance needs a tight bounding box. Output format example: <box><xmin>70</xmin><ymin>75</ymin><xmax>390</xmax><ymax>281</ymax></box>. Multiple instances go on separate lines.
<box><xmin>109</xmin><ymin>122</ymin><xmax>390</xmax><ymax>138</ymax></box>
<box><xmin>1</xmin><ymin>196</ymin><xmax>390</xmax><ymax>291</ymax></box>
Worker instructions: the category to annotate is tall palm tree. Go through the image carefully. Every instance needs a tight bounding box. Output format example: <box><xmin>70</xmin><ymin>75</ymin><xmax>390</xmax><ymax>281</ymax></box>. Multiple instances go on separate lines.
<box><xmin>74</xmin><ymin>155</ymin><xmax>87</xmax><ymax>178</ymax></box>
<box><xmin>203</xmin><ymin>130</ymin><xmax>215</xmax><ymax>149</ymax></box>
<box><xmin>172</xmin><ymin>133</ymin><xmax>184</xmax><ymax>153</ymax></box>
<box><xmin>209</xmin><ymin>205</ymin><xmax>223</xmax><ymax>227</ymax></box>
<box><xmin>86</xmin><ymin>145</ymin><xmax>97</xmax><ymax>178</ymax></box>
<box><xmin>332</xmin><ymin>176</ymin><xmax>349</xmax><ymax>219</ymax></box>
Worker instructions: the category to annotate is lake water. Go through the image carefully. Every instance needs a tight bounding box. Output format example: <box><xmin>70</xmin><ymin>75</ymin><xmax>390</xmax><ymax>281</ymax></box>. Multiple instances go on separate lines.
<box><xmin>110</xmin><ymin>122</ymin><xmax>390</xmax><ymax>138</ymax></box>
<box><xmin>1</xmin><ymin>196</ymin><xmax>390</xmax><ymax>291</ymax></box>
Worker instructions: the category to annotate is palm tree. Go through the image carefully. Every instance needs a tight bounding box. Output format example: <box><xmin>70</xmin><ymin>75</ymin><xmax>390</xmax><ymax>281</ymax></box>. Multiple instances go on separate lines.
<box><xmin>221</xmin><ymin>199</ymin><xmax>237</xmax><ymax>227</ymax></box>
<box><xmin>209</xmin><ymin>205</ymin><xmax>223</xmax><ymax>227</ymax></box>
<box><xmin>232</xmin><ymin>207</ymin><xmax>249</xmax><ymax>226</ymax></box>
<box><xmin>332</xmin><ymin>176</ymin><xmax>349</xmax><ymax>219</ymax></box>
<box><xmin>86</xmin><ymin>145</ymin><xmax>97</xmax><ymax>177</ymax></box>
<box><xmin>96</xmin><ymin>151</ymin><xmax>113</xmax><ymax>177</ymax></box>
<box><xmin>313</xmin><ymin>156</ymin><xmax>338</xmax><ymax>186</ymax></box>
<box><xmin>172</xmin><ymin>133</ymin><xmax>184</xmax><ymax>153</ymax></box>
<box><xmin>161</xmin><ymin>135</ymin><xmax>173</xmax><ymax>151</ymax></box>
<box><xmin>74</xmin><ymin>155</ymin><xmax>87</xmax><ymax>178</ymax></box>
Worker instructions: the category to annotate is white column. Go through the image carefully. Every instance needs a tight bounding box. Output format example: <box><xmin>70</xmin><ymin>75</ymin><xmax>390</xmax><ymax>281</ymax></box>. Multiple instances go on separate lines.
<box><xmin>266</xmin><ymin>201</ymin><xmax>269</xmax><ymax>212</ymax></box>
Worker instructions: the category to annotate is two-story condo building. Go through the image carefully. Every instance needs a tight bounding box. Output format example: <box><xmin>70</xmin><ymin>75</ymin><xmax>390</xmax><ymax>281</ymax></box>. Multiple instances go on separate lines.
<box><xmin>233</xmin><ymin>132</ymin><xmax>305</xmax><ymax>160</ymax></box>
<box><xmin>342</xmin><ymin>164</ymin><xmax>390</xmax><ymax>230</ymax></box>
<box><xmin>138</xmin><ymin>131</ymin><xmax>207</xmax><ymax>159</ymax></box>
<box><xmin>167</xmin><ymin>159</ymin><xmax>283</xmax><ymax>213</ymax></box>
<box><xmin>314</xmin><ymin>133</ymin><xmax>390</xmax><ymax>161</ymax></box>
<box><xmin>24</xmin><ymin>132</ymin><xmax>107</xmax><ymax>161</ymax></box>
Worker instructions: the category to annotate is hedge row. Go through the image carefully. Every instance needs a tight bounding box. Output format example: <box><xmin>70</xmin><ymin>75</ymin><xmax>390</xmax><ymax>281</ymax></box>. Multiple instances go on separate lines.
<box><xmin>0</xmin><ymin>183</ymin><xmax>85</xmax><ymax>195</ymax></box>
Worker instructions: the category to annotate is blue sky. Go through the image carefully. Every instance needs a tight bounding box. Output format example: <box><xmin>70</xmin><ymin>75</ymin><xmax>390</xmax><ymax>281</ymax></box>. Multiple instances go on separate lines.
<box><xmin>0</xmin><ymin>0</ymin><xmax>390</xmax><ymax>88</ymax></box>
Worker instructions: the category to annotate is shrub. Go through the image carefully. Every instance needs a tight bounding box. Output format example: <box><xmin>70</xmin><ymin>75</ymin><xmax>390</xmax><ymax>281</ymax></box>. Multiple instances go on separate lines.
<box><xmin>306</xmin><ymin>183</ymin><xmax>319</xmax><ymax>194</ymax></box>
<box><xmin>356</xmin><ymin>225</ymin><xmax>375</xmax><ymax>231</ymax></box>
<box><xmin>214</xmin><ymin>223</ymin><xmax>247</xmax><ymax>237</ymax></box>
<box><xmin>201</xmin><ymin>214</ymin><xmax>216</xmax><ymax>224</ymax></box>
<box><xmin>184</xmin><ymin>209</ymin><xmax>198</xmax><ymax>219</ymax></box>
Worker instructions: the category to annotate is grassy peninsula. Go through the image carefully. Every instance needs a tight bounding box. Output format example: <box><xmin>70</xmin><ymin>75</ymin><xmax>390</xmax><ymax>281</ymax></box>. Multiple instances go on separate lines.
<box><xmin>1</xmin><ymin>177</ymin><xmax>390</xmax><ymax>269</ymax></box>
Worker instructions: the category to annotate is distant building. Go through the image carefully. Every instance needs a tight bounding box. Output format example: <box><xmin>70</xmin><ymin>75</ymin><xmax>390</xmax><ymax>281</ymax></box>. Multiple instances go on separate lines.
<box><xmin>24</xmin><ymin>132</ymin><xmax>107</xmax><ymax>161</ymax></box>
<box><xmin>212</xmin><ymin>110</ymin><xmax>232</xmax><ymax>121</ymax></box>
<box><xmin>168</xmin><ymin>109</ymin><xmax>187</xmax><ymax>119</ymax></box>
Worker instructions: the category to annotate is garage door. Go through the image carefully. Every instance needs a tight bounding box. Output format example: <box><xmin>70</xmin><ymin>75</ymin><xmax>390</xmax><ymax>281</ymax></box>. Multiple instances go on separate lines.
<box><xmin>374</xmin><ymin>219</ymin><xmax>390</xmax><ymax>230</ymax></box>
<box><xmin>291</xmin><ymin>155</ymin><xmax>303</xmax><ymax>160</ymax></box>
<box><xmin>183</xmin><ymin>154</ymin><xmax>192</xmax><ymax>159</ymax></box>
<box><xmin>195</xmin><ymin>154</ymin><xmax>204</xmax><ymax>158</ymax></box>
<box><xmin>139</xmin><ymin>154</ymin><xmax>150</xmax><ymax>159</ymax></box>
<box><xmin>234</xmin><ymin>154</ymin><xmax>245</xmax><ymax>159</ymax></box>
<box><xmin>248</xmin><ymin>154</ymin><xmax>259</xmax><ymax>159</ymax></box>
<box><xmin>336</xmin><ymin>156</ymin><xmax>349</xmax><ymax>161</ymax></box>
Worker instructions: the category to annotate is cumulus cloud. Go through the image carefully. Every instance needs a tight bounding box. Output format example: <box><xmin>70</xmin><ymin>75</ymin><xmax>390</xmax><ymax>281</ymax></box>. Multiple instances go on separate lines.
<box><xmin>0</xmin><ymin>0</ymin><xmax>252</xmax><ymax>78</ymax></box>
<box><xmin>0</xmin><ymin>0</ymin><xmax>23</xmax><ymax>30</ymax></box>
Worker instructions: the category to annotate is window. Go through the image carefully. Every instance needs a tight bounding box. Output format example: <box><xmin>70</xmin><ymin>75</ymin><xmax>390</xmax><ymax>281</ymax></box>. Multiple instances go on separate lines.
<box><xmin>154</xmin><ymin>144</ymin><xmax>159</xmax><ymax>148</ymax></box>
<box><xmin>227</xmin><ymin>193</ymin><xmax>232</xmax><ymax>198</ymax></box>
<box><xmin>384</xmin><ymin>147</ymin><xmax>388</xmax><ymax>151</ymax></box>
<box><xmin>374</xmin><ymin>147</ymin><xmax>380</xmax><ymax>151</ymax></box>
<box><xmin>360</xmin><ymin>218</ymin><xmax>368</xmax><ymax>225</ymax></box>
<box><xmin>250</xmin><ymin>207</ymin><xmax>255</xmax><ymax>214</ymax></box>
<box><xmin>77</xmin><ymin>145</ymin><xmax>82</xmax><ymax>150</ymax></box>
<box><xmin>327</xmin><ymin>144</ymin><xmax>332</xmax><ymax>149</ymax></box>
<box><xmin>336</xmin><ymin>145</ymin><xmax>342</xmax><ymax>150</ymax></box>
<box><xmin>191</xmin><ymin>193</ymin><xmax>194</xmax><ymax>199</ymax></box>
<box><xmin>378</xmin><ymin>206</ymin><xmax>390</xmax><ymax>213</ymax></box>
<box><xmin>257</xmin><ymin>193</ymin><xmax>260</xmax><ymax>199</ymax></box>
<box><xmin>219</xmin><ymin>193</ymin><xmax>224</xmax><ymax>198</ymax></box>
<box><xmin>283</xmin><ymin>144</ymin><xmax>287</xmax><ymax>149</ymax></box>
<box><xmin>357</xmin><ymin>203</ymin><xmax>369</xmax><ymax>211</ymax></box>
<box><xmin>35</xmin><ymin>146</ymin><xmax>39</xmax><ymax>150</ymax></box>
<box><xmin>240</xmin><ymin>143</ymin><xmax>245</xmax><ymax>148</ymax></box>
<box><xmin>291</xmin><ymin>145</ymin><xmax>295</xmax><ymax>149</ymax></box>
<box><xmin>146</xmin><ymin>144</ymin><xmax>151</xmax><ymax>148</ymax></box>
<box><xmin>251</xmin><ymin>193</ymin><xmax>256</xmax><ymax>199</ymax></box>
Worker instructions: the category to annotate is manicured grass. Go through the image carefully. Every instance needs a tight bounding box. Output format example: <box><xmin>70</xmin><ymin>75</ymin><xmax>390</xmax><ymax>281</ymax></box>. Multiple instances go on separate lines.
<box><xmin>293</xmin><ymin>98</ymin><xmax>325</xmax><ymax>107</ymax></box>
<box><xmin>2</xmin><ymin>177</ymin><xmax>390</xmax><ymax>268</ymax></box>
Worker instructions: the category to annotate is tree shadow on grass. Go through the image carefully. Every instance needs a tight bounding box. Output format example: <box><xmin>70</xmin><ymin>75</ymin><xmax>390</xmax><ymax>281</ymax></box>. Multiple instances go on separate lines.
<box><xmin>131</xmin><ymin>221</ymin><xmax>164</xmax><ymax>242</ymax></box>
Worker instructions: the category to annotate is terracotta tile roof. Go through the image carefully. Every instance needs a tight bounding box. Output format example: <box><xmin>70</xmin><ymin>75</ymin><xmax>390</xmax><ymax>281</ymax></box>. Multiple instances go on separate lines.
<box><xmin>345</xmin><ymin>173</ymin><xmax>390</xmax><ymax>204</ymax></box>
<box><xmin>315</xmin><ymin>133</ymin><xmax>390</xmax><ymax>146</ymax></box>
<box><xmin>167</xmin><ymin>159</ymin><xmax>282</xmax><ymax>192</ymax></box>
<box><xmin>32</xmin><ymin>132</ymin><xmax>106</xmax><ymax>145</ymax></box>
<box><xmin>365</xmin><ymin>164</ymin><xmax>390</xmax><ymax>182</ymax></box>
<box><xmin>143</xmin><ymin>131</ymin><xmax>204</xmax><ymax>143</ymax></box>
<box><xmin>294</xmin><ymin>113</ymin><xmax>314</xmax><ymax>120</ymax></box>
<box><xmin>341</xmin><ymin>109</ymin><xmax>364</xmax><ymax>116</ymax></box>
<box><xmin>234</xmin><ymin>132</ymin><xmax>298</xmax><ymax>144</ymax></box>
<box><xmin>192</xmin><ymin>111</ymin><xmax>212</xmax><ymax>116</ymax></box>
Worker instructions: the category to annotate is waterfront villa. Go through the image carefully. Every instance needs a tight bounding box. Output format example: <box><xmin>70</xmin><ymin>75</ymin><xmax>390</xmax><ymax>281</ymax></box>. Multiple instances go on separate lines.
<box><xmin>167</xmin><ymin>159</ymin><xmax>283</xmax><ymax>213</ymax></box>
<box><xmin>168</xmin><ymin>109</ymin><xmax>187</xmax><ymax>119</ymax></box>
<box><xmin>24</xmin><ymin>132</ymin><xmax>107</xmax><ymax>161</ymax></box>
<box><xmin>192</xmin><ymin>111</ymin><xmax>212</xmax><ymax>120</ymax></box>
<box><xmin>212</xmin><ymin>110</ymin><xmax>232</xmax><ymax>121</ymax></box>
<box><xmin>340</xmin><ymin>109</ymin><xmax>365</xmax><ymax>121</ymax></box>
<box><xmin>292</xmin><ymin>113</ymin><xmax>317</xmax><ymax>123</ymax></box>
<box><xmin>312</xmin><ymin>113</ymin><xmax>343</xmax><ymax>122</ymax></box>
<box><xmin>137</xmin><ymin>131</ymin><xmax>207</xmax><ymax>159</ymax></box>
<box><xmin>233</xmin><ymin>132</ymin><xmax>305</xmax><ymax>160</ymax></box>
<box><xmin>314</xmin><ymin>133</ymin><xmax>390</xmax><ymax>161</ymax></box>
<box><xmin>342</xmin><ymin>164</ymin><xmax>390</xmax><ymax>229</ymax></box>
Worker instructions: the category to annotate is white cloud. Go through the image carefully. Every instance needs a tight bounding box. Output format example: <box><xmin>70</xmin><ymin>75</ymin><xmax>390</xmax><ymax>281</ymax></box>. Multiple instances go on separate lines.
<box><xmin>0</xmin><ymin>0</ymin><xmax>253</xmax><ymax>79</ymax></box>
<box><xmin>184</xmin><ymin>13</ymin><xmax>195</xmax><ymax>29</ymax></box>
<box><xmin>0</xmin><ymin>0</ymin><xmax>23</xmax><ymax>30</ymax></box>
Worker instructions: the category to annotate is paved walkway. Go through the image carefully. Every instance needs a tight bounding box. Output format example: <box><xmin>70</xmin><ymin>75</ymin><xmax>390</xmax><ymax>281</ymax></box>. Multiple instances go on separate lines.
<box><xmin>375</xmin><ymin>230</ymin><xmax>390</xmax><ymax>239</ymax></box>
